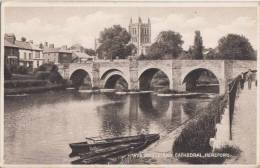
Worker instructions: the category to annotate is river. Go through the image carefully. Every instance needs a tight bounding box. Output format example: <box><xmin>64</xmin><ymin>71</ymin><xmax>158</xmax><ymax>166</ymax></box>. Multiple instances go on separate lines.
<box><xmin>4</xmin><ymin>90</ymin><xmax>213</xmax><ymax>164</ymax></box>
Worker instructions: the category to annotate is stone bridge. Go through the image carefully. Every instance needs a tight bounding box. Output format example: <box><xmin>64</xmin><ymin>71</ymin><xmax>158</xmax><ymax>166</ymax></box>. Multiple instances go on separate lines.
<box><xmin>58</xmin><ymin>59</ymin><xmax>256</xmax><ymax>94</ymax></box>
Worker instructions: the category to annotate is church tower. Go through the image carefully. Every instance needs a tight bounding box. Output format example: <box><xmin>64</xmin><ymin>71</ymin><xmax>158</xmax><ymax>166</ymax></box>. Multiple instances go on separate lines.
<box><xmin>129</xmin><ymin>17</ymin><xmax>151</xmax><ymax>55</ymax></box>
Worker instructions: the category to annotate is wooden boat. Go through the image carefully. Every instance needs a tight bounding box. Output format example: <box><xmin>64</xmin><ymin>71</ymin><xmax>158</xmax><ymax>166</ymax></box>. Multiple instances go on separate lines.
<box><xmin>69</xmin><ymin>134</ymin><xmax>159</xmax><ymax>157</ymax></box>
<box><xmin>71</xmin><ymin>134</ymin><xmax>160</xmax><ymax>164</ymax></box>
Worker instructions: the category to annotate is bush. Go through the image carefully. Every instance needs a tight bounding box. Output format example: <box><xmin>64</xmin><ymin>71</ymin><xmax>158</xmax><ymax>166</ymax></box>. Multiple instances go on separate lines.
<box><xmin>49</xmin><ymin>71</ymin><xmax>64</xmax><ymax>84</ymax></box>
<box><xmin>4</xmin><ymin>66</ymin><xmax>12</xmax><ymax>80</ymax></box>
<box><xmin>34</xmin><ymin>63</ymin><xmax>57</xmax><ymax>73</ymax></box>
<box><xmin>35</xmin><ymin>71</ymin><xmax>50</xmax><ymax>80</ymax></box>
<box><xmin>17</xmin><ymin>66</ymin><xmax>29</xmax><ymax>74</ymax></box>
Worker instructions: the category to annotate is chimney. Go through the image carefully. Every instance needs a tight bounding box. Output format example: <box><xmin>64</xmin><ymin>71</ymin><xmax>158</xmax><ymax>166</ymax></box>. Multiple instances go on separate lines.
<box><xmin>129</xmin><ymin>17</ymin><xmax>132</xmax><ymax>25</ymax></box>
<box><xmin>29</xmin><ymin>40</ymin><xmax>33</xmax><ymax>44</ymax></box>
<box><xmin>5</xmin><ymin>33</ymin><xmax>16</xmax><ymax>44</ymax></box>
<box><xmin>39</xmin><ymin>43</ymin><xmax>44</xmax><ymax>49</ymax></box>
<box><xmin>49</xmin><ymin>44</ymin><xmax>54</xmax><ymax>48</ymax></box>
<box><xmin>44</xmin><ymin>42</ymin><xmax>48</xmax><ymax>47</ymax></box>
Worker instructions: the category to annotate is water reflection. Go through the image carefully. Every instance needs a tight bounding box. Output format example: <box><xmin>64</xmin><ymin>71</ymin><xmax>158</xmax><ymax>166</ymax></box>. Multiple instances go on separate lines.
<box><xmin>4</xmin><ymin>91</ymin><xmax>211</xmax><ymax>164</ymax></box>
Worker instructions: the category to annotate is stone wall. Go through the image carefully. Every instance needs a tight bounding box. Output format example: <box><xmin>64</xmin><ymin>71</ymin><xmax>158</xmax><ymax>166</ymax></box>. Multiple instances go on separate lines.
<box><xmin>60</xmin><ymin>59</ymin><xmax>257</xmax><ymax>92</ymax></box>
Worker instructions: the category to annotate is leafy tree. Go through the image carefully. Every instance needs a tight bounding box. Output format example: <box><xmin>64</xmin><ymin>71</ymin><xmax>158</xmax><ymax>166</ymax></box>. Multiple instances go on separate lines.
<box><xmin>204</xmin><ymin>48</ymin><xmax>218</xmax><ymax>60</ymax></box>
<box><xmin>97</xmin><ymin>25</ymin><xmax>134</xmax><ymax>60</ymax></box>
<box><xmin>145</xmin><ymin>31</ymin><xmax>184</xmax><ymax>59</ymax></box>
<box><xmin>84</xmin><ymin>48</ymin><xmax>96</xmax><ymax>56</ymax></box>
<box><xmin>21</xmin><ymin>37</ymin><xmax>26</xmax><ymax>42</ymax></box>
<box><xmin>191</xmin><ymin>31</ymin><xmax>203</xmax><ymax>59</ymax></box>
<box><xmin>217</xmin><ymin>34</ymin><xmax>256</xmax><ymax>60</ymax></box>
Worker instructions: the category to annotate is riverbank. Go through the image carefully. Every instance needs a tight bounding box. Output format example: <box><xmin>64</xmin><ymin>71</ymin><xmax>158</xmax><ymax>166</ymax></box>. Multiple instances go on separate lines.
<box><xmin>5</xmin><ymin>84</ymin><xmax>67</xmax><ymax>95</ymax></box>
<box><xmin>172</xmin><ymin>95</ymin><xmax>234</xmax><ymax>164</ymax></box>
<box><xmin>4</xmin><ymin>79</ymin><xmax>68</xmax><ymax>95</ymax></box>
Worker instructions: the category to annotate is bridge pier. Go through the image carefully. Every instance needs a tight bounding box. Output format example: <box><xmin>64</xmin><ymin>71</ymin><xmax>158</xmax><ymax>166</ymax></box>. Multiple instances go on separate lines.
<box><xmin>129</xmin><ymin>59</ymin><xmax>139</xmax><ymax>91</ymax></box>
<box><xmin>92</xmin><ymin>62</ymin><xmax>101</xmax><ymax>88</ymax></box>
<box><xmin>172</xmin><ymin>62</ymin><xmax>186</xmax><ymax>92</ymax></box>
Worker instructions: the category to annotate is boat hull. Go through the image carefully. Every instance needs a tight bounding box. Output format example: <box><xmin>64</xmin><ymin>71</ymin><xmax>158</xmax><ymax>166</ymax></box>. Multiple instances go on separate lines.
<box><xmin>69</xmin><ymin>134</ymin><xmax>158</xmax><ymax>157</ymax></box>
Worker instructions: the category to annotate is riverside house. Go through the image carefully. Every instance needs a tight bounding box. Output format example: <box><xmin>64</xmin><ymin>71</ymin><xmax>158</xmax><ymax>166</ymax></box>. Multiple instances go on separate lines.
<box><xmin>16</xmin><ymin>39</ymin><xmax>44</xmax><ymax>70</ymax></box>
<box><xmin>43</xmin><ymin>43</ymin><xmax>73</xmax><ymax>65</ymax></box>
<box><xmin>4</xmin><ymin>34</ymin><xmax>44</xmax><ymax>71</ymax></box>
<box><xmin>4</xmin><ymin>34</ymin><xmax>19</xmax><ymax>72</ymax></box>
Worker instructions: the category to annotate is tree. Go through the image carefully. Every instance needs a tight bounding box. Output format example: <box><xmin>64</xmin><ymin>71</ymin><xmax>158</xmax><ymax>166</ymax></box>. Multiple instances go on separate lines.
<box><xmin>21</xmin><ymin>37</ymin><xmax>26</xmax><ymax>42</ymax></box>
<box><xmin>84</xmin><ymin>48</ymin><xmax>96</xmax><ymax>56</ymax></box>
<box><xmin>204</xmin><ymin>48</ymin><xmax>218</xmax><ymax>60</ymax></box>
<box><xmin>217</xmin><ymin>34</ymin><xmax>256</xmax><ymax>60</ymax></box>
<box><xmin>145</xmin><ymin>31</ymin><xmax>183</xmax><ymax>59</ymax></box>
<box><xmin>97</xmin><ymin>25</ymin><xmax>134</xmax><ymax>60</ymax></box>
<box><xmin>191</xmin><ymin>31</ymin><xmax>203</xmax><ymax>59</ymax></box>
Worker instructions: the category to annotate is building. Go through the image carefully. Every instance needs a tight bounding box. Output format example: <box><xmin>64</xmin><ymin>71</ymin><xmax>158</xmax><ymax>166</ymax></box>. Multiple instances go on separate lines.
<box><xmin>43</xmin><ymin>43</ymin><xmax>72</xmax><ymax>64</ymax></box>
<box><xmin>15</xmin><ymin>39</ymin><xmax>43</xmax><ymax>69</ymax></box>
<box><xmin>128</xmin><ymin>17</ymin><xmax>151</xmax><ymax>56</ymax></box>
<box><xmin>72</xmin><ymin>51</ymin><xmax>94</xmax><ymax>63</ymax></box>
<box><xmin>30</xmin><ymin>42</ymin><xmax>44</xmax><ymax>69</ymax></box>
<box><xmin>4</xmin><ymin>34</ymin><xmax>44</xmax><ymax>71</ymax></box>
<box><xmin>4</xmin><ymin>34</ymin><xmax>19</xmax><ymax>71</ymax></box>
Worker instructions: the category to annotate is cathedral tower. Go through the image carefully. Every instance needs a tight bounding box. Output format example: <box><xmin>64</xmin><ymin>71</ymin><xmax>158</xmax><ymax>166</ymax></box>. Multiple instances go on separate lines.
<box><xmin>129</xmin><ymin>17</ymin><xmax>151</xmax><ymax>55</ymax></box>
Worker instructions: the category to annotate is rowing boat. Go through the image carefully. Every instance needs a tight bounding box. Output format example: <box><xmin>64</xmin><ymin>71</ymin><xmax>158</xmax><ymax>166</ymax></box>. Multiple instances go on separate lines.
<box><xmin>71</xmin><ymin>134</ymin><xmax>159</xmax><ymax>164</ymax></box>
<box><xmin>69</xmin><ymin>134</ymin><xmax>158</xmax><ymax>157</ymax></box>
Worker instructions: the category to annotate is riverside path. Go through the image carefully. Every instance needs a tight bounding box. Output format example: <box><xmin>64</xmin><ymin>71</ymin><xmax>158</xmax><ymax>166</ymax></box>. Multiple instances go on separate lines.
<box><xmin>230</xmin><ymin>81</ymin><xmax>257</xmax><ymax>164</ymax></box>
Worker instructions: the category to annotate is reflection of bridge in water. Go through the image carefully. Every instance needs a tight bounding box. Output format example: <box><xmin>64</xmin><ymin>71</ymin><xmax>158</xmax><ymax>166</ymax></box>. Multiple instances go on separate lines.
<box><xmin>59</xmin><ymin>59</ymin><xmax>256</xmax><ymax>94</ymax></box>
<box><xmin>97</xmin><ymin>93</ymin><xmax>210</xmax><ymax>137</ymax></box>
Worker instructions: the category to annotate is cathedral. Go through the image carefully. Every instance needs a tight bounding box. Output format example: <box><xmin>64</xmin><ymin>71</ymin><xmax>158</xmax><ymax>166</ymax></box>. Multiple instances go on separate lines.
<box><xmin>128</xmin><ymin>17</ymin><xmax>151</xmax><ymax>56</ymax></box>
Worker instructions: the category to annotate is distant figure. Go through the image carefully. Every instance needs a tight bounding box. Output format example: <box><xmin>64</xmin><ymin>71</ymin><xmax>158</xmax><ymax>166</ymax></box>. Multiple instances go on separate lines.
<box><xmin>239</xmin><ymin>73</ymin><xmax>245</xmax><ymax>90</ymax></box>
<box><xmin>246</xmin><ymin>69</ymin><xmax>253</xmax><ymax>90</ymax></box>
<box><xmin>140</xmin><ymin>129</ymin><xmax>146</xmax><ymax>142</ymax></box>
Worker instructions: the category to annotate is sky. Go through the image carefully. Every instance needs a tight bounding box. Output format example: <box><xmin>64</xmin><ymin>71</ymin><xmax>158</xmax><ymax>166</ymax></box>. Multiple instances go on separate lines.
<box><xmin>4</xmin><ymin>7</ymin><xmax>257</xmax><ymax>50</ymax></box>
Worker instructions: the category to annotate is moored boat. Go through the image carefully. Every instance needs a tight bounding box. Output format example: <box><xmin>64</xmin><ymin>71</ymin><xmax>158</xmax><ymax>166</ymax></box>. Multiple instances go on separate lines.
<box><xmin>69</xmin><ymin>134</ymin><xmax>159</xmax><ymax>157</ymax></box>
<box><xmin>71</xmin><ymin>134</ymin><xmax>160</xmax><ymax>164</ymax></box>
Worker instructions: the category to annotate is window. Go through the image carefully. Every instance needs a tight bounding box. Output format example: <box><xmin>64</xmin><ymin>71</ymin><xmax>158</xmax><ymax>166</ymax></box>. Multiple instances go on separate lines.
<box><xmin>35</xmin><ymin>51</ymin><xmax>40</xmax><ymax>58</ymax></box>
<box><xmin>24</xmin><ymin>52</ymin><xmax>26</xmax><ymax>60</ymax></box>
<box><xmin>29</xmin><ymin>53</ymin><xmax>32</xmax><ymax>60</ymax></box>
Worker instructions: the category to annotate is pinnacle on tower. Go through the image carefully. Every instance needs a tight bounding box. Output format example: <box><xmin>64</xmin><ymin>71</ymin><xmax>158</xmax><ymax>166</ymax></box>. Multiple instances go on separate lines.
<box><xmin>148</xmin><ymin>17</ymin><xmax>151</xmax><ymax>24</ymax></box>
<box><xmin>129</xmin><ymin>17</ymin><xmax>132</xmax><ymax>24</ymax></box>
<box><xmin>138</xmin><ymin>17</ymin><xmax>142</xmax><ymax>23</ymax></box>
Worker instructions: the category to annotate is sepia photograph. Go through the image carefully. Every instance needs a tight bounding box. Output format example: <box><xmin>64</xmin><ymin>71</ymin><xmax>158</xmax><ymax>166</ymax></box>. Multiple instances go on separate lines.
<box><xmin>1</xmin><ymin>1</ymin><xmax>258</xmax><ymax>166</ymax></box>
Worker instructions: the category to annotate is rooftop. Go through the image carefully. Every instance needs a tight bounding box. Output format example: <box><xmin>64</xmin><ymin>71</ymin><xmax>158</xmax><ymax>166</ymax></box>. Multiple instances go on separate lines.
<box><xmin>4</xmin><ymin>39</ymin><xmax>19</xmax><ymax>48</ymax></box>
<box><xmin>43</xmin><ymin>47</ymin><xmax>72</xmax><ymax>54</ymax></box>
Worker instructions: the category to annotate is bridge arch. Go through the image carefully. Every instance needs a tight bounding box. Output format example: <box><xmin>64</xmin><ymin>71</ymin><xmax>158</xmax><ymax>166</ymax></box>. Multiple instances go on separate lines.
<box><xmin>138</xmin><ymin>68</ymin><xmax>170</xmax><ymax>91</ymax></box>
<box><xmin>182</xmin><ymin>68</ymin><xmax>220</xmax><ymax>93</ymax></box>
<box><xmin>70</xmin><ymin>69</ymin><xmax>92</xmax><ymax>89</ymax></box>
<box><xmin>101</xmin><ymin>69</ymin><xmax>129</xmax><ymax>90</ymax></box>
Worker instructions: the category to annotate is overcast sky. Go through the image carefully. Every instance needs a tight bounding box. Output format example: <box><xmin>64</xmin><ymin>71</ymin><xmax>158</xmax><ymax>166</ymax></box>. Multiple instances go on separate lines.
<box><xmin>4</xmin><ymin>7</ymin><xmax>257</xmax><ymax>50</ymax></box>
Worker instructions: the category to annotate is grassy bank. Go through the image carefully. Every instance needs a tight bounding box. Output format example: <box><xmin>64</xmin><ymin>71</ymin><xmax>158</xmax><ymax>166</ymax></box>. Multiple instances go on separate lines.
<box><xmin>4</xmin><ymin>78</ymin><xmax>68</xmax><ymax>95</ymax></box>
<box><xmin>5</xmin><ymin>80</ymin><xmax>48</xmax><ymax>88</ymax></box>
<box><xmin>172</xmin><ymin>94</ymin><xmax>239</xmax><ymax>164</ymax></box>
<box><xmin>5</xmin><ymin>84</ymin><xmax>67</xmax><ymax>95</ymax></box>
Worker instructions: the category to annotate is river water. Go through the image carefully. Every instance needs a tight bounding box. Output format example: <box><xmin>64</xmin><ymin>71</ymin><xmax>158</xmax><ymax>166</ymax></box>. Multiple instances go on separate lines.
<box><xmin>4</xmin><ymin>90</ymin><xmax>212</xmax><ymax>164</ymax></box>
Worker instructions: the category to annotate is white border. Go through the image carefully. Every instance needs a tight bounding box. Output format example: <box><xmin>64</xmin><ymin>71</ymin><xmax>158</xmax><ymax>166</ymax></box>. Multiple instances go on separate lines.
<box><xmin>0</xmin><ymin>1</ymin><xmax>259</xmax><ymax>168</ymax></box>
